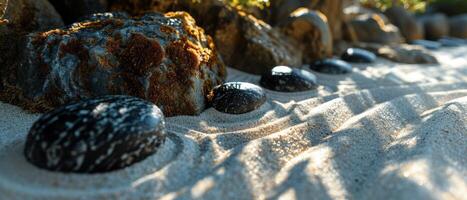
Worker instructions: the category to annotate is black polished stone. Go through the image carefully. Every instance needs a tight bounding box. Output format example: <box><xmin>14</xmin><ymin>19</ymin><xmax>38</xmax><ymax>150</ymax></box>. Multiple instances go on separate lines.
<box><xmin>309</xmin><ymin>59</ymin><xmax>353</xmax><ymax>74</ymax></box>
<box><xmin>260</xmin><ymin>66</ymin><xmax>318</xmax><ymax>92</ymax></box>
<box><xmin>24</xmin><ymin>95</ymin><xmax>166</xmax><ymax>173</ymax></box>
<box><xmin>438</xmin><ymin>37</ymin><xmax>466</xmax><ymax>47</ymax></box>
<box><xmin>411</xmin><ymin>40</ymin><xmax>441</xmax><ymax>49</ymax></box>
<box><xmin>341</xmin><ymin>48</ymin><xmax>376</xmax><ymax>63</ymax></box>
<box><xmin>211</xmin><ymin>82</ymin><xmax>266</xmax><ymax>114</ymax></box>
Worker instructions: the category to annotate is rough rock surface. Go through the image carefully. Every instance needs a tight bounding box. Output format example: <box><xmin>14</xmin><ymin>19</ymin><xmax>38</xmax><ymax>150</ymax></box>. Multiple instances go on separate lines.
<box><xmin>348</xmin><ymin>13</ymin><xmax>404</xmax><ymax>44</ymax></box>
<box><xmin>213</xmin><ymin>6</ymin><xmax>301</xmax><ymax>75</ymax></box>
<box><xmin>384</xmin><ymin>6</ymin><xmax>424</xmax><ymax>42</ymax></box>
<box><xmin>418</xmin><ymin>14</ymin><xmax>449</xmax><ymax>40</ymax></box>
<box><xmin>0</xmin><ymin>12</ymin><xmax>226</xmax><ymax>116</ymax></box>
<box><xmin>448</xmin><ymin>14</ymin><xmax>467</xmax><ymax>39</ymax></box>
<box><xmin>278</xmin><ymin>8</ymin><xmax>332</xmax><ymax>64</ymax></box>
<box><xmin>354</xmin><ymin>42</ymin><xmax>438</xmax><ymax>64</ymax></box>
<box><xmin>48</xmin><ymin>0</ymin><xmax>108</xmax><ymax>24</ymax></box>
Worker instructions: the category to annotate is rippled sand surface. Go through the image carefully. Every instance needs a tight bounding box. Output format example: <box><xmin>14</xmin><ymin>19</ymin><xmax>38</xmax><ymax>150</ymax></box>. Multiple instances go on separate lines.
<box><xmin>0</xmin><ymin>47</ymin><xmax>466</xmax><ymax>200</ymax></box>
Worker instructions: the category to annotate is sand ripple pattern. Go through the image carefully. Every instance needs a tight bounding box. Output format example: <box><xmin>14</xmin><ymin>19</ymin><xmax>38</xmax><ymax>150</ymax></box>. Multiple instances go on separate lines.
<box><xmin>0</xmin><ymin>47</ymin><xmax>466</xmax><ymax>199</ymax></box>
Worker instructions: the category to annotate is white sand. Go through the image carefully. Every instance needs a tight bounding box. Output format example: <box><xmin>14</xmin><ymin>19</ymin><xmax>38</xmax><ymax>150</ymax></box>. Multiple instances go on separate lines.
<box><xmin>0</xmin><ymin>46</ymin><xmax>466</xmax><ymax>200</ymax></box>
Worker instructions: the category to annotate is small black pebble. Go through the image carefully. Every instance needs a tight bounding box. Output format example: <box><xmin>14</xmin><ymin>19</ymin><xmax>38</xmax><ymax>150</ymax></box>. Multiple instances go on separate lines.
<box><xmin>438</xmin><ymin>37</ymin><xmax>465</xmax><ymax>47</ymax></box>
<box><xmin>24</xmin><ymin>95</ymin><xmax>166</xmax><ymax>173</ymax></box>
<box><xmin>260</xmin><ymin>66</ymin><xmax>318</xmax><ymax>92</ymax></box>
<box><xmin>309</xmin><ymin>59</ymin><xmax>353</xmax><ymax>74</ymax></box>
<box><xmin>211</xmin><ymin>82</ymin><xmax>266</xmax><ymax>114</ymax></box>
<box><xmin>411</xmin><ymin>40</ymin><xmax>441</xmax><ymax>50</ymax></box>
<box><xmin>341</xmin><ymin>48</ymin><xmax>376</xmax><ymax>63</ymax></box>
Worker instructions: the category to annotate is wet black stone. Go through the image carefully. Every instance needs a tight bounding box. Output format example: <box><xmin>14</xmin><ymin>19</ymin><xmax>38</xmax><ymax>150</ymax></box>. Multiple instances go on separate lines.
<box><xmin>438</xmin><ymin>37</ymin><xmax>466</xmax><ymax>47</ymax></box>
<box><xmin>211</xmin><ymin>82</ymin><xmax>266</xmax><ymax>114</ymax></box>
<box><xmin>341</xmin><ymin>48</ymin><xmax>376</xmax><ymax>63</ymax></box>
<box><xmin>309</xmin><ymin>59</ymin><xmax>353</xmax><ymax>74</ymax></box>
<box><xmin>24</xmin><ymin>95</ymin><xmax>166</xmax><ymax>173</ymax></box>
<box><xmin>260</xmin><ymin>66</ymin><xmax>318</xmax><ymax>92</ymax></box>
<box><xmin>411</xmin><ymin>40</ymin><xmax>441</xmax><ymax>49</ymax></box>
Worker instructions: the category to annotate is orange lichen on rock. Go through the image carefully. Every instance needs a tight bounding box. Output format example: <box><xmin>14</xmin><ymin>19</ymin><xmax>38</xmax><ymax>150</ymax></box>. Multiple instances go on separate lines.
<box><xmin>0</xmin><ymin>12</ymin><xmax>226</xmax><ymax>116</ymax></box>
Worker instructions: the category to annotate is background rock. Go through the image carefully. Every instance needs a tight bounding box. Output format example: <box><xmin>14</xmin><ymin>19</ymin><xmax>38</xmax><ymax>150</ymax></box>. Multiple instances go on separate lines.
<box><xmin>384</xmin><ymin>6</ymin><xmax>424</xmax><ymax>42</ymax></box>
<box><xmin>418</xmin><ymin>13</ymin><xmax>449</xmax><ymax>40</ymax></box>
<box><xmin>0</xmin><ymin>0</ymin><xmax>63</xmax><ymax>32</ymax></box>
<box><xmin>348</xmin><ymin>13</ymin><xmax>404</xmax><ymax>44</ymax></box>
<box><xmin>213</xmin><ymin>6</ymin><xmax>301</xmax><ymax>75</ymax></box>
<box><xmin>278</xmin><ymin>8</ymin><xmax>332</xmax><ymax>64</ymax></box>
<box><xmin>449</xmin><ymin>14</ymin><xmax>467</xmax><ymax>39</ymax></box>
<box><xmin>0</xmin><ymin>12</ymin><xmax>226</xmax><ymax>116</ymax></box>
<box><xmin>48</xmin><ymin>0</ymin><xmax>108</xmax><ymax>24</ymax></box>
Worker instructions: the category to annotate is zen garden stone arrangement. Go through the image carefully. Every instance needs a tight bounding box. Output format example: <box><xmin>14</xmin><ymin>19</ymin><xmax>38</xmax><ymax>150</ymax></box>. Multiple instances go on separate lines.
<box><xmin>0</xmin><ymin>0</ymin><xmax>466</xmax><ymax>199</ymax></box>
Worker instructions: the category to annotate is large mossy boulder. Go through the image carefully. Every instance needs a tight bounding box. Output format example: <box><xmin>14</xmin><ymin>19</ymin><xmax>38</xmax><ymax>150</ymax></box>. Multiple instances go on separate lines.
<box><xmin>0</xmin><ymin>12</ymin><xmax>226</xmax><ymax>116</ymax></box>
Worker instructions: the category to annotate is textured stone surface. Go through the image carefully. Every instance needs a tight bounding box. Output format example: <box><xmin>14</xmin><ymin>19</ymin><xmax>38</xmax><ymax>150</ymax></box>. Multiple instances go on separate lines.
<box><xmin>309</xmin><ymin>59</ymin><xmax>353</xmax><ymax>74</ymax></box>
<box><xmin>278</xmin><ymin>8</ymin><xmax>332</xmax><ymax>64</ymax></box>
<box><xmin>418</xmin><ymin>14</ymin><xmax>449</xmax><ymax>40</ymax></box>
<box><xmin>260</xmin><ymin>66</ymin><xmax>318</xmax><ymax>92</ymax></box>
<box><xmin>449</xmin><ymin>14</ymin><xmax>467</xmax><ymax>39</ymax></box>
<box><xmin>24</xmin><ymin>95</ymin><xmax>166</xmax><ymax>173</ymax></box>
<box><xmin>348</xmin><ymin>13</ymin><xmax>404</xmax><ymax>44</ymax></box>
<box><xmin>210</xmin><ymin>82</ymin><xmax>266</xmax><ymax>114</ymax></box>
<box><xmin>354</xmin><ymin>43</ymin><xmax>439</xmax><ymax>64</ymax></box>
<box><xmin>213</xmin><ymin>6</ymin><xmax>301</xmax><ymax>75</ymax></box>
<box><xmin>48</xmin><ymin>0</ymin><xmax>108</xmax><ymax>24</ymax></box>
<box><xmin>0</xmin><ymin>12</ymin><xmax>226</xmax><ymax>116</ymax></box>
<box><xmin>384</xmin><ymin>6</ymin><xmax>424</xmax><ymax>42</ymax></box>
<box><xmin>341</xmin><ymin>48</ymin><xmax>376</xmax><ymax>63</ymax></box>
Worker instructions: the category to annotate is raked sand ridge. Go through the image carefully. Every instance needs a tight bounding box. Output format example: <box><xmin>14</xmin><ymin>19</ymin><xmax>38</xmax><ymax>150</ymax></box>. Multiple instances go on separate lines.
<box><xmin>0</xmin><ymin>46</ymin><xmax>466</xmax><ymax>199</ymax></box>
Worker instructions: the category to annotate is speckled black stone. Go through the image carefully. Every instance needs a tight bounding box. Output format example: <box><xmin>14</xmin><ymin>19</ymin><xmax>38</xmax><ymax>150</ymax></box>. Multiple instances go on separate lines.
<box><xmin>24</xmin><ymin>95</ymin><xmax>166</xmax><ymax>173</ymax></box>
<box><xmin>309</xmin><ymin>59</ymin><xmax>353</xmax><ymax>74</ymax></box>
<box><xmin>341</xmin><ymin>48</ymin><xmax>376</xmax><ymax>63</ymax></box>
<box><xmin>411</xmin><ymin>40</ymin><xmax>441</xmax><ymax>50</ymax></box>
<box><xmin>211</xmin><ymin>82</ymin><xmax>266</xmax><ymax>114</ymax></box>
<box><xmin>260</xmin><ymin>66</ymin><xmax>318</xmax><ymax>92</ymax></box>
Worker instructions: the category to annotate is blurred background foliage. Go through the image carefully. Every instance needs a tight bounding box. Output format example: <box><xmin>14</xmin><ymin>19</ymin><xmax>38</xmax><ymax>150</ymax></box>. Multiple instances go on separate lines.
<box><xmin>226</xmin><ymin>0</ymin><xmax>467</xmax><ymax>15</ymax></box>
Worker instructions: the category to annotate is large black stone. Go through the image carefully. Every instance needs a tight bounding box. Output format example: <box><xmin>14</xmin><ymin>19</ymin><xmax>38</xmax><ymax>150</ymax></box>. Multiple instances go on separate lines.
<box><xmin>260</xmin><ymin>66</ymin><xmax>318</xmax><ymax>92</ymax></box>
<box><xmin>211</xmin><ymin>82</ymin><xmax>266</xmax><ymax>114</ymax></box>
<box><xmin>309</xmin><ymin>59</ymin><xmax>353</xmax><ymax>74</ymax></box>
<box><xmin>341</xmin><ymin>48</ymin><xmax>376</xmax><ymax>63</ymax></box>
<box><xmin>24</xmin><ymin>95</ymin><xmax>166</xmax><ymax>173</ymax></box>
